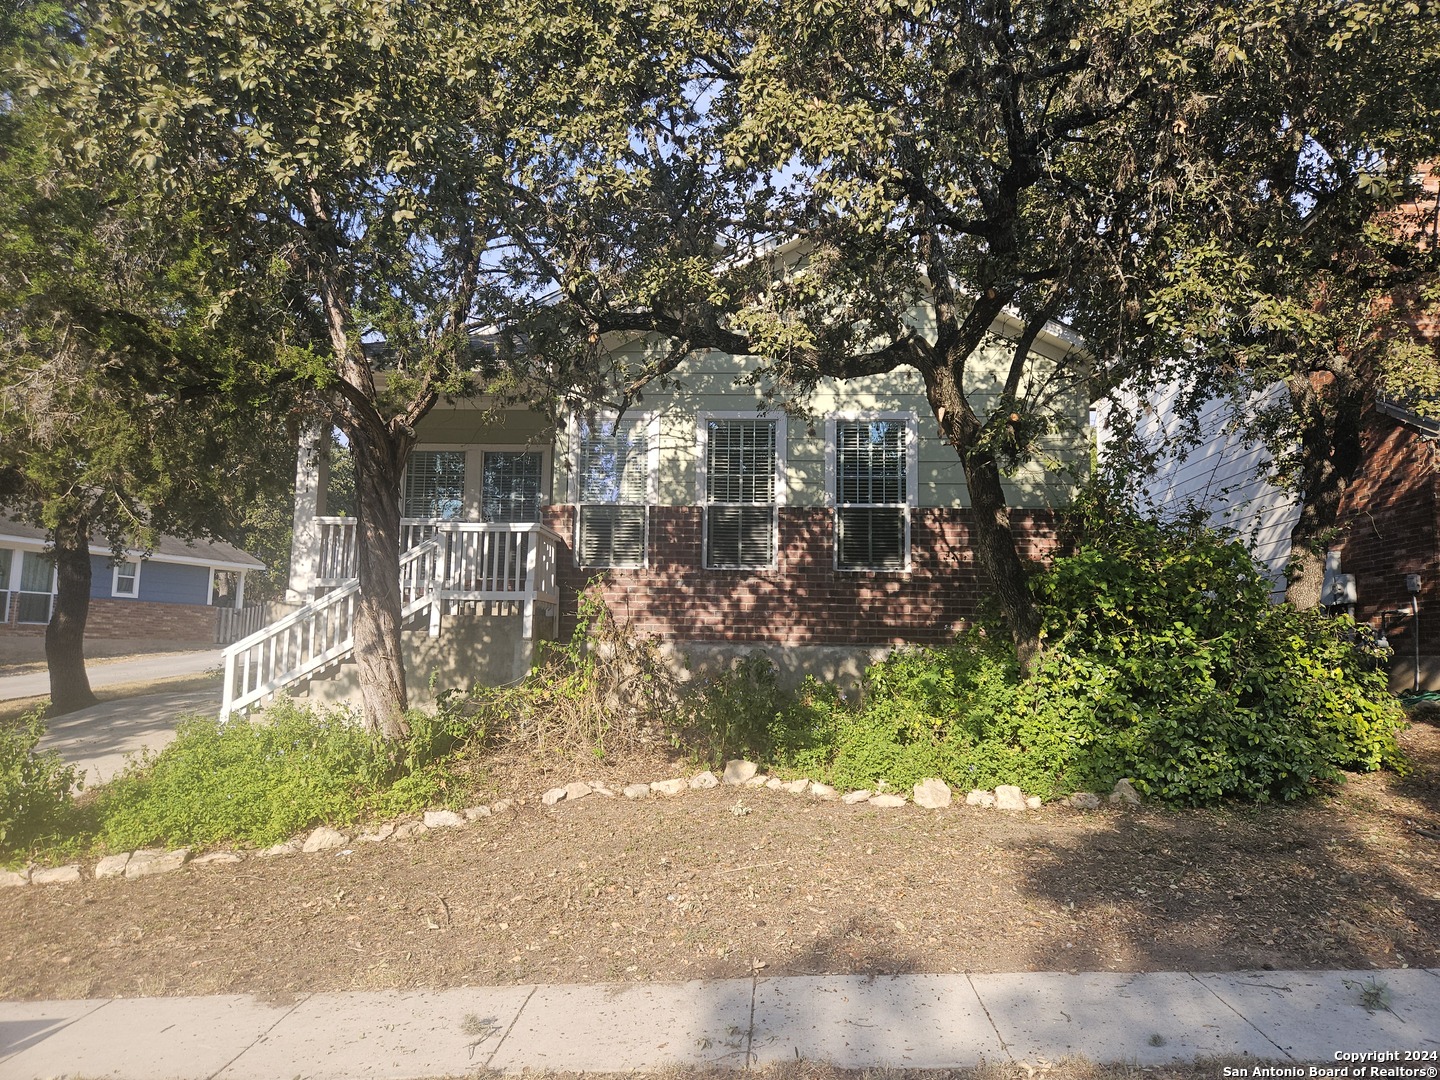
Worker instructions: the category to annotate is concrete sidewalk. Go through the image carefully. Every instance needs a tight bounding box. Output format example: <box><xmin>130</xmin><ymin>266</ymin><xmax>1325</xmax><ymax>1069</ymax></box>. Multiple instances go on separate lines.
<box><xmin>2</xmin><ymin>968</ymin><xmax>1437</xmax><ymax>1078</ymax></box>
<box><xmin>35</xmin><ymin>687</ymin><xmax>222</xmax><ymax>788</ymax></box>
<box><xmin>0</xmin><ymin>649</ymin><xmax>222</xmax><ymax>703</ymax></box>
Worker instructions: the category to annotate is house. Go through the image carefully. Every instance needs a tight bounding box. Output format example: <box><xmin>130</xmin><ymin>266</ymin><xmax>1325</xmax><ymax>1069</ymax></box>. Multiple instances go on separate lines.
<box><xmin>0</xmin><ymin>517</ymin><xmax>266</xmax><ymax>656</ymax></box>
<box><xmin>222</xmin><ymin>319</ymin><xmax>1089</xmax><ymax>718</ymax></box>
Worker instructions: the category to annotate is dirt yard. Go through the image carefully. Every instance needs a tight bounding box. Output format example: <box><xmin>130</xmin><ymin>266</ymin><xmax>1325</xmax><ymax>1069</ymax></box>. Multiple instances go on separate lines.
<box><xmin>2</xmin><ymin>718</ymin><xmax>1436</xmax><ymax>1002</ymax></box>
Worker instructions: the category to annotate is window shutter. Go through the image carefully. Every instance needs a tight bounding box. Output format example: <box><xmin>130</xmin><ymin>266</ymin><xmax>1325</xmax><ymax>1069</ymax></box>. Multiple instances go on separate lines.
<box><xmin>579</xmin><ymin>506</ymin><xmax>647</xmax><ymax>567</ymax></box>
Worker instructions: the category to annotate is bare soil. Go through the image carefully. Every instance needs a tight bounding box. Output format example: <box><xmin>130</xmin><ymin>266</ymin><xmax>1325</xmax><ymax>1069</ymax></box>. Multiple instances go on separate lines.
<box><xmin>2</xmin><ymin>718</ymin><xmax>1437</xmax><ymax>1003</ymax></box>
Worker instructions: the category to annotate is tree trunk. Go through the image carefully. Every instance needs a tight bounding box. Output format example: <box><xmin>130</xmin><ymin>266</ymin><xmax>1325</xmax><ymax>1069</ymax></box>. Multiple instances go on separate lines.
<box><xmin>46</xmin><ymin>513</ymin><xmax>99</xmax><ymax>715</ymax></box>
<box><xmin>350</xmin><ymin>426</ymin><xmax>413</xmax><ymax>739</ymax></box>
<box><xmin>961</xmin><ymin>448</ymin><xmax>1044</xmax><ymax>669</ymax></box>
<box><xmin>1284</xmin><ymin>372</ymin><xmax>1365</xmax><ymax>608</ymax></box>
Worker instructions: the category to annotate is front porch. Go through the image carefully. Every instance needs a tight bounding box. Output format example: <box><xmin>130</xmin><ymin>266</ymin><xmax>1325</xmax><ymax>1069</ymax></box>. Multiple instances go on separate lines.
<box><xmin>220</xmin><ymin>519</ymin><xmax>563</xmax><ymax>719</ymax></box>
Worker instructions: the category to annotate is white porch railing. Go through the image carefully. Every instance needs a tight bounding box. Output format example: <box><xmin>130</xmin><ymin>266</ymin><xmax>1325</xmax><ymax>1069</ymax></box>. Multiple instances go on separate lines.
<box><xmin>221</xmin><ymin>522</ymin><xmax>562</xmax><ymax>720</ymax></box>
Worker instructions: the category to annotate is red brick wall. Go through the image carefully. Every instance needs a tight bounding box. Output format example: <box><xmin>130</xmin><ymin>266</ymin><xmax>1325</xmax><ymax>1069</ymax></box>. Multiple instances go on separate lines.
<box><xmin>81</xmin><ymin>598</ymin><xmax>218</xmax><ymax>641</ymax></box>
<box><xmin>1334</xmin><ymin>412</ymin><xmax>1440</xmax><ymax>653</ymax></box>
<box><xmin>543</xmin><ymin>505</ymin><xmax>1063</xmax><ymax>645</ymax></box>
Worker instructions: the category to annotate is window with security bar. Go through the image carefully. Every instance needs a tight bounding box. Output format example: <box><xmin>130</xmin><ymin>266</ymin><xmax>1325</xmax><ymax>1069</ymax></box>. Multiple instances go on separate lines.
<box><xmin>576</xmin><ymin>417</ymin><xmax>649</xmax><ymax>567</ymax></box>
<box><xmin>482</xmin><ymin>451</ymin><xmax>544</xmax><ymax>523</ymax></box>
<box><xmin>403</xmin><ymin>450</ymin><xmax>466</xmax><ymax>520</ymax></box>
<box><xmin>704</xmin><ymin>418</ymin><xmax>778</xmax><ymax>569</ymax></box>
<box><xmin>835</xmin><ymin>418</ymin><xmax>909</xmax><ymax>570</ymax></box>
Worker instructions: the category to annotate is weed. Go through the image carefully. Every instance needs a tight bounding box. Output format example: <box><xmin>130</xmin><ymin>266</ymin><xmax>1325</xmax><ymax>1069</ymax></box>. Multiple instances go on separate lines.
<box><xmin>0</xmin><ymin>706</ymin><xmax>82</xmax><ymax>859</ymax></box>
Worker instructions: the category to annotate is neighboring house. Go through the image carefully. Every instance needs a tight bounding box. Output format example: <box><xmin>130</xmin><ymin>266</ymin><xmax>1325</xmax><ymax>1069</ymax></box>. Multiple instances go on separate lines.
<box><xmin>0</xmin><ymin>517</ymin><xmax>266</xmax><ymax>647</ymax></box>
<box><xmin>223</xmin><ymin>318</ymin><xmax>1089</xmax><ymax>717</ymax></box>
<box><xmin>1096</xmin><ymin>384</ymin><xmax>1300</xmax><ymax>596</ymax></box>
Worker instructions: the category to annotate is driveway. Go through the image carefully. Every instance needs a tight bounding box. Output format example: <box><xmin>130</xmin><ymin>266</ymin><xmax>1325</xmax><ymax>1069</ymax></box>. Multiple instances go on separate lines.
<box><xmin>35</xmin><ymin>687</ymin><xmax>221</xmax><ymax>789</ymax></box>
<box><xmin>0</xmin><ymin>649</ymin><xmax>223</xmax><ymax>703</ymax></box>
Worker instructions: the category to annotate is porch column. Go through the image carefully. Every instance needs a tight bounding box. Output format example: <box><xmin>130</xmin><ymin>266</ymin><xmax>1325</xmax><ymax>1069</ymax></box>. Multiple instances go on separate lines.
<box><xmin>235</xmin><ymin>571</ymin><xmax>246</xmax><ymax>610</ymax></box>
<box><xmin>286</xmin><ymin>425</ymin><xmax>330</xmax><ymax>603</ymax></box>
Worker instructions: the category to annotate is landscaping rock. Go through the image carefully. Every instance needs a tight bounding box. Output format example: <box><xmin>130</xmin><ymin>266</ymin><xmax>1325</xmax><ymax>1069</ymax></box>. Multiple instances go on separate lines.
<box><xmin>564</xmin><ymin>782</ymin><xmax>594</xmax><ymax>802</ymax></box>
<box><xmin>780</xmin><ymin>779</ymin><xmax>810</xmax><ymax>795</ymax></box>
<box><xmin>723</xmin><ymin>760</ymin><xmax>759</xmax><ymax>785</ymax></box>
<box><xmin>357</xmin><ymin>823</ymin><xmax>396</xmax><ymax>842</ymax></box>
<box><xmin>587</xmin><ymin>781</ymin><xmax>615</xmax><ymax>797</ymax></box>
<box><xmin>424</xmin><ymin>810</ymin><xmax>466</xmax><ymax>828</ymax></box>
<box><xmin>868</xmin><ymin>794</ymin><xmax>907</xmax><ymax>808</ymax></box>
<box><xmin>764</xmin><ymin>777</ymin><xmax>783</xmax><ymax>790</ymax></box>
<box><xmin>463</xmin><ymin>806</ymin><xmax>491</xmax><ymax>821</ymax></box>
<box><xmin>809</xmin><ymin>782</ymin><xmax>838</xmax><ymax>800</ymax></box>
<box><xmin>841</xmin><ymin>790</ymin><xmax>872</xmax><ymax>805</ymax></box>
<box><xmin>994</xmin><ymin>785</ymin><xmax>1027</xmax><ymax>811</ymax></box>
<box><xmin>542</xmin><ymin>786</ymin><xmax>568</xmax><ymax>806</ymax></box>
<box><xmin>1110</xmin><ymin>778</ymin><xmax>1141</xmax><ymax>806</ymax></box>
<box><xmin>303</xmin><ymin>827</ymin><xmax>351</xmax><ymax>853</ymax></box>
<box><xmin>257</xmin><ymin>842</ymin><xmax>298</xmax><ymax>858</ymax></box>
<box><xmin>965</xmin><ymin>789</ymin><xmax>996</xmax><ymax>808</ymax></box>
<box><xmin>393</xmin><ymin>822</ymin><xmax>430</xmax><ymax>840</ymax></box>
<box><xmin>913</xmin><ymin>779</ymin><xmax>952</xmax><ymax>809</ymax></box>
<box><xmin>95</xmin><ymin>853</ymin><xmax>131</xmax><ymax>880</ymax></box>
<box><xmin>0</xmin><ymin>869</ymin><xmax>30</xmax><ymax>888</ymax></box>
<box><xmin>191</xmin><ymin>852</ymin><xmax>242</xmax><ymax>866</ymax></box>
<box><xmin>32</xmin><ymin>865</ymin><xmax>81</xmax><ymax>885</ymax></box>
<box><xmin>744</xmin><ymin>774</ymin><xmax>769</xmax><ymax>787</ymax></box>
<box><xmin>1025</xmin><ymin>796</ymin><xmax>1042</xmax><ymax>810</ymax></box>
<box><xmin>689</xmin><ymin>771</ymin><xmax>720</xmax><ymax>790</ymax></box>
<box><xmin>650</xmin><ymin>778</ymin><xmax>687</xmax><ymax>796</ymax></box>
<box><xmin>1068</xmin><ymin>792</ymin><xmax>1102</xmax><ymax>810</ymax></box>
<box><xmin>490</xmin><ymin>799</ymin><xmax>514</xmax><ymax>814</ymax></box>
<box><xmin>125</xmin><ymin>849</ymin><xmax>190</xmax><ymax>878</ymax></box>
<box><xmin>623</xmin><ymin>783</ymin><xmax>652</xmax><ymax>799</ymax></box>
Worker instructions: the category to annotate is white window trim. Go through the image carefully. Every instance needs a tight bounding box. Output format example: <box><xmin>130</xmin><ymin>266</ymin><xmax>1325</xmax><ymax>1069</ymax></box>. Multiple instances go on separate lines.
<box><xmin>697</xmin><ymin>411</ymin><xmax>787</xmax><ymax>570</ymax></box>
<box><xmin>824</xmin><ymin>411</ymin><xmax>918</xmax><ymax>573</ymax></box>
<box><xmin>568</xmin><ymin>411</ymin><xmax>659</xmax><ymax>568</ymax></box>
<box><xmin>111</xmin><ymin>557</ymin><xmax>142</xmax><ymax>597</ymax></box>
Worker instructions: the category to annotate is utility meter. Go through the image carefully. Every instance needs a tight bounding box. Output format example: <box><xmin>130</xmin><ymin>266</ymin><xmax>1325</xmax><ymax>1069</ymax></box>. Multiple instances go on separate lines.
<box><xmin>1406</xmin><ymin>573</ymin><xmax>1422</xmax><ymax>594</ymax></box>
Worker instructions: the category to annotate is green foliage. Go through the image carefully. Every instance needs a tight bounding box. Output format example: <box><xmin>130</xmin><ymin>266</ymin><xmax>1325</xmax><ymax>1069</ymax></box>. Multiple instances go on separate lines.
<box><xmin>96</xmin><ymin>700</ymin><xmax>469</xmax><ymax>851</ymax></box>
<box><xmin>705</xmin><ymin>519</ymin><xmax>1406</xmax><ymax>807</ymax></box>
<box><xmin>0</xmin><ymin>708</ymin><xmax>80</xmax><ymax>854</ymax></box>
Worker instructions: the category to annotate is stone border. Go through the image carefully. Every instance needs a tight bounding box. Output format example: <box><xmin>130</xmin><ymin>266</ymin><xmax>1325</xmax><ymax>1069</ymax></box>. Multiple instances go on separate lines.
<box><xmin>0</xmin><ymin>762</ymin><xmax>1137</xmax><ymax>891</ymax></box>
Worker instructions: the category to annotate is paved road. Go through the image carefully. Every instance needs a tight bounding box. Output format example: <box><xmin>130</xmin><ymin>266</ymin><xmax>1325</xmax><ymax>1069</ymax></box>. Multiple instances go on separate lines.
<box><xmin>0</xmin><ymin>968</ymin><xmax>1435</xmax><ymax>1077</ymax></box>
<box><xmin>0</xmin><ymin>649</ymin><xmax>223</xmax><ymax>703</ymax></box>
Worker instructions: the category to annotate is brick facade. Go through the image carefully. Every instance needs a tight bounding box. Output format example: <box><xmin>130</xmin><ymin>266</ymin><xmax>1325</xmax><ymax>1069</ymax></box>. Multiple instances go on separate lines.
<box><xmin>1333</xmin><ymin>412</ymin><xmax>1440</xmax><ymax>661</ymax></box>
<box><xmin>543</xmin><ymin>505</ymin><xmax>1063</xmax><ymax>645</ymax></box>
<box><xmin>0</xmin><ymin>596</ymin><xmax>218</xmax><ymax>643</ymax></box>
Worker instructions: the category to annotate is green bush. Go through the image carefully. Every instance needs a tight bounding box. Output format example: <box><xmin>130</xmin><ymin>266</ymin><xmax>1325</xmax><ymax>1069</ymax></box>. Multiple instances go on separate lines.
<box><xmin>0</xmin><ymin>707</ymin><xmax>80</xmax><ymax>854</ymax></box>
<box><xmin>1024</xmin><ymin>517</ymin><xmax>1407</xmax><ymax>804</ymax></box>
<box><xmin>720</xmin><ymin>516</ymin><xmax>1406</xmax><ymax>807</ymax></box>
<box><xmin>97</xmin><ymin>699</ymin><xmax>469</xmax><ymax>850</ymax></box>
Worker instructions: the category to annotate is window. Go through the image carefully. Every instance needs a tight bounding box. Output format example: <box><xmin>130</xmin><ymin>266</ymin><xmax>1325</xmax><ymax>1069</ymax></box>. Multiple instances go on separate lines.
<box><xmin>831</xmin><ymin>417</ymin><xmax>912</xmax><ymax>571</ymax></box>
<box><xmin>576</xmin><ymin>417</ymin><xmax>650</xmax><ymax>567</ymax></box>
<box><xmin>17</xmin><ymin>550</ymin><xmax>55</xmax><ymax>624</ymax></box>
<box><xmin>482</xmin><ymin>451</ymin><xmax>544</xmax><ymax>523</ymax></box>
<box><xmin>403</xmin><ymin>450</ymin><xmax>466</xmax><ymax>519</ymax></box>
<box><xmin>112</xmin><ymin>559</ymin><xmax>140</xmax><ymax>597</ymax></box>
<box><xmin>703</xmin><ymin>417</ymin><xmax>781</xmax><ymax>569</ymax></box>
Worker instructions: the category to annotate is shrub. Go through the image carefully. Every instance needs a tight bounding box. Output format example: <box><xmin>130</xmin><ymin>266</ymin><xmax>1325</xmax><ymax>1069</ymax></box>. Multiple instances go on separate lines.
<box><xmin>97</xmin><ymin>699</ymin><xmax>467</xmax><ymax>850</ymax></box>
<box><xmin>721</xmin><ymin>516</ymin><xmax>1406</xmax><ymax>807</ymax></box>
<box><xmin>463</xmin><ymin>588</ymin><xmax>681</xmax><ymax>760</ymax></box>
<box><xmin>1022</xmin><ymin>516</ymin><xmax>1407</xmax><ymax>804</ymax></box>
<box><xmin>0</xmin><ymin>707</ymin><xmax>80</xmax><ymax>855</ymax></box>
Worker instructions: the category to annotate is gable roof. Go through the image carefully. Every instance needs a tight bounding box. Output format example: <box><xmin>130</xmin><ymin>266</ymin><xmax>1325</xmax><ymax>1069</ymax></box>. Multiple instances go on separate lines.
<box><xmin>0</xmin><ymin>517</ymin><xmax>264</xmax><ymax>572</ymax></box>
